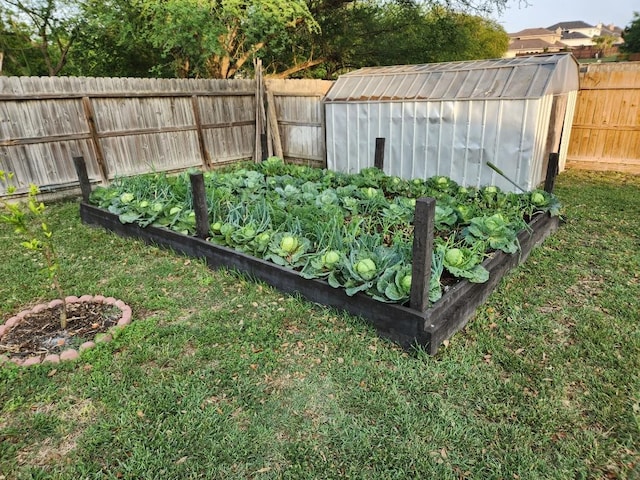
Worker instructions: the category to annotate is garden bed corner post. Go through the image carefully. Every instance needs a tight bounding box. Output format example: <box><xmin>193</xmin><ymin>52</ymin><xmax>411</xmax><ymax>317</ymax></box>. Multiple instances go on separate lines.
<box><xmin>409</xmin><ymin>197</ymin><xmax>435</xmax><ymax>312</ymax></box>
<box><xmin>189</xmin><ymin>172</ymin><xmax>209</xmax><ymax>240</ymax></box>
<box><xmin>73</xmin><ymin>156</ymin><xmax>92</xmax><ymax>202</ymax></box>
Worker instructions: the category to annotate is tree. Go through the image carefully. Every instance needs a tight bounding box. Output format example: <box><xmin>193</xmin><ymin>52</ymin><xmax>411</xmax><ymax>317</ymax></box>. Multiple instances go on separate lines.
<box><xmin>66</xmin><ymin>0</ymin><xmax>165</xmax><ymax>78</ymax></box>
<box><xmin>592</xmin><ymin>34</ymin><xmax>616</xmax><ymax>58</ymax></box>
<box><xmin>0</xmin><ymin>0</ymin><xmax>79</xmax><ymax>75</ymax></box>
<box><xmin>426</xmin><ymin>9</ymin><xmax>509</xmax><ymax>62</ymax></box>
<box><xmin>0</xmin><ymin>14</ymin><xmax>46</xmax><ymax>75</ymax></box>
<box><xmin>107</xmin><ymin>0</ymin><xmax>319</xmax><ymax>79</ymax></box>
<box><xmin>621</xmin><ymin>12</ymin><xmax>640</xmax><ymax>53</ymax></box>
<box><xmin>262</xmin><ymin>2</ymin><xmax>509</xmax><ymax>79</ymax></box>
<box><xmin>2</xmin><ymin>0</ymin><xmax>513</xmax><ymax>78</ymax></box>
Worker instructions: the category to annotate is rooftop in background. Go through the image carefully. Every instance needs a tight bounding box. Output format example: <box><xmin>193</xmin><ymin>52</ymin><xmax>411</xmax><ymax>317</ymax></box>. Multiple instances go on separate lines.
<box><xmin>510</xmin><ymin>27</ymin><xmax>557</xmax><ymax>37</ymax></box>
<box><xmin>562</xmin><ymin>31</ymin><xmax>590</xmax><ymax>40</ymax></box>
<box><xmin>546</xmin><ymin>20</ymin><xmax>623</xmax><ymax>38</ymax></box>
<box><xmin>601</xmin><ymin>25</ymin><xmax>623</xmax><ymax>35</ymax></box>
<box><xmin>509</xmin><ymin>21</ymin><xmax>624</xmax><ymax>39</ymax></box>
<box><xmin>508</xmin><ymin>38</ymin><xmax>566</xmax><ymax>50</ymax></box>
<box><xmin>547</xmin><ymin>20</ymin><xmax>594</xmax><ymax>30</ymax></box>
<box><xmin>505</xmin><ymin>19</ymin><xmax>626</xmax><ymax>58</ymax></box>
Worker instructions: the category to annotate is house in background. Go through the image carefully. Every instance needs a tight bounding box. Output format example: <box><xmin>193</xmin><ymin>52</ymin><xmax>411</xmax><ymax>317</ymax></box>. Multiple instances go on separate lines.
<box><xmin>548</xmin><ymin>21</ymin><xmax>602</xmax><ymax>40</ymax></box>
<box><xmin>505</xmin><ymin>21</ymin><xmax>625</xmax><ymax>59</ymax></box>
<box><xmin>548</xmin><ymin>21</ymin><xmax>624</xmax><ymax>59</ymax></box>
<box><xmin>547</xmin><ymin>21</ymin><xmax>624</xmax><ymax>48</ymax></box>
<box><xmin>558</xmin><ymin>31</ymin><xmax>594</xmax><ymax>48</ymax></box>
<box><xmin>505</xmin><ymin>28</ymin><xmax>567</xmax><ymax>58</ymax></box>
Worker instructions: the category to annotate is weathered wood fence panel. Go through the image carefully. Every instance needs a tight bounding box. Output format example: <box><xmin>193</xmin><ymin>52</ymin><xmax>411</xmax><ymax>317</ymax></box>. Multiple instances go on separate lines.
<box><xmin>0</xmin><ymin>94</ymin><xmax>100</xmax><ymax>194</ymax></box>
<box><xmin>198</xmin><ymin>93</ymin><xmax>255</xmax><ymax>165</ymax></box>
<box><xmin>567</xmin><ymin>63</ymin><xmax>640</xmax><ymax>173</ymax></box>
<box><xmin>92</xmin><ymin>95</ymin><xmax>202</xmax><ymax>176</ymax></box>
<box><xmin>0</xmin><ymin>76</ymin><xmax>256</xmax><ymax>196</ymax></box>
<box><xmin>0</xmin><ymin>76</ymin><xmax>334</xmax><ymax>197</ymax></box>
<box><xmin>265</xmin><ymin>79</ymin><xmax>333</xmax><ymax>167</ymax></box>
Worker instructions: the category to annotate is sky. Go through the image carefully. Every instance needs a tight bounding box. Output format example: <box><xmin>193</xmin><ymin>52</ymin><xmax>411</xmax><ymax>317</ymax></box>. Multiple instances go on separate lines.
<box><xmin>490</xmin><ymin>0</ymin><xmax>637</xmax><ymax>33</ymax></box>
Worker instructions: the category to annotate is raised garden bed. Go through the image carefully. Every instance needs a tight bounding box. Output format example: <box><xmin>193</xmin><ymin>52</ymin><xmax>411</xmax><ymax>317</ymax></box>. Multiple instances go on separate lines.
<box><xmin>79</xmin><ymin>203</ymin><xmax>558</xmax><ymax>354</ymax></box>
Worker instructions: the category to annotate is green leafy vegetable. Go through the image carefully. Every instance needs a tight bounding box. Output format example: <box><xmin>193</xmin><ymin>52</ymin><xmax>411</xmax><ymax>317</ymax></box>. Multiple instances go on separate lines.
<box><xmin>439</xmin><ymin>243</ymin><xmax>489</xmax><ymax>284</ymax></box>
<box><xmin>265</xmin><ymin>232</ymin><xmax>311</xmax><ymax>268</ymax></box>
<box><xmin>90</xmin><ymin>161</ymin><xmax>562</xmax><ymax>306</ymax></box>
<box><xmin>463</xmin><ymin>213</ymin><xmax>520</xmax><ymax>254</ymax></box>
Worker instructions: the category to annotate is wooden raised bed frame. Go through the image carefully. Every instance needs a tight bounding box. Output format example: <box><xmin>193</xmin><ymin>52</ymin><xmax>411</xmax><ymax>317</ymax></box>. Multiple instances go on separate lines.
<box><xmin>76</xmin><ymin>157</ymin><xmax>560</xmax><ymax>355</ymax></box>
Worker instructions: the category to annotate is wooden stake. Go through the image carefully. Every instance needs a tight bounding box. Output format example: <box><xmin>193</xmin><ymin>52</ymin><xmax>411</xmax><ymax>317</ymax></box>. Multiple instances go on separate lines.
<box><xmin>189</xmin><ymin>172</ymin><xmax>209</xmax><ymax>239</ymax></box>
<box><xmin>261</xmin><ymin>134</ymin><xmax>269</xmax><ymax>161</ymax></box>
<box><xmin>191</xmin><ymin>95</ymin><xmax>211</xmax><ymax>168</ymax></box>
<box><xmin>410</xmin><ymin>197</ymin><xmax>436</xmax><ymax>312</ymax></box>
<box><xmin>254</xmin><ymin>58</ymin><xmax>263</xmax><ymax>162</ymax></box>
<box><xmin>374</xmin><ymin>137</ymin><xmax>385</xmax><ymax>170</ymax></box>
<box><xmin>266</xmin><ymin>89</ymin><xmax>284</xmax><ymax>159</ymax></box>
<box><xmin>73</xmin><ymin>156</ymin><xmax>92</xmax><ymax>203</ymax></box>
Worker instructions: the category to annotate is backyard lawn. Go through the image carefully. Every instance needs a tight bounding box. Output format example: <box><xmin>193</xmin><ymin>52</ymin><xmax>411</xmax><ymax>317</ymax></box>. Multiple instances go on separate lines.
<box><xmin>0</xmin><ymin>169</ymin><xmax>638</xmax><ymax>479</ymax></box>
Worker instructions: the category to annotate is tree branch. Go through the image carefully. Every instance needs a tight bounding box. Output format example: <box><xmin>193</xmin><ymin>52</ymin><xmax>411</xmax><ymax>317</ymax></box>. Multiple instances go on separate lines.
<box><xmin>266</xmin><ymin>57</ymin><xmax>327</xmax><ymax>78</ymax></box>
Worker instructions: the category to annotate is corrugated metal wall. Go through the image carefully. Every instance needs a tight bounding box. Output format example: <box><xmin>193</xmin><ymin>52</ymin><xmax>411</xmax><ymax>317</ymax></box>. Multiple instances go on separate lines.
<box><xmin>326</xmin><ymin>96</ymin><xmax>559</xmax><ymax>191</ymax></box>
<box><xmin>325</xmin><ymin>55</ymin><xmax>580</xmax><ymax>192</ymax></box>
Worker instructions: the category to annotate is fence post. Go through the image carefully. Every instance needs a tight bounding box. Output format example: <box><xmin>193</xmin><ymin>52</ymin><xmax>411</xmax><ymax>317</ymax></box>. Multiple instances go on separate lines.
<box><xmin>73</xmin><ymin>156</ymin><xmax>92</xmax><ymax>203</ymax></box>
<box><xmin>410</xmin><ymin>197</ymin><xmax>436</xmax><ymax>312</ymax></box>
<box><xmin>191</xmin><ymin>95</ymin><xmax>211</xmax><ymax>169</ymax></box>
<box><xmin>374</xmin><ymin>137</ymin><xmax>385</xmax><ymax>170</ymax></box>
<box><xmin>189</xmin><ymin>172</ymin><xmax>209</xmax><ymax>239</ymax></box>
<box><xmin>81</xmin><ymin>97</ymin><xmax>108</xmax><ymax>183</ymax></box>
<box><xmin>544</xmin><ymin>153</ymin><xmax>559</xmax><ymax>193</ymax></box>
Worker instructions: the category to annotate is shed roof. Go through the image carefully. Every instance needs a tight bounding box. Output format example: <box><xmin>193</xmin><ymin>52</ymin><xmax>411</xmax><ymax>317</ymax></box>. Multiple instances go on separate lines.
<box><xmin>324</xmin><ymin>54</ymin><xmax>579</xmax><ymax>103</ymax></box>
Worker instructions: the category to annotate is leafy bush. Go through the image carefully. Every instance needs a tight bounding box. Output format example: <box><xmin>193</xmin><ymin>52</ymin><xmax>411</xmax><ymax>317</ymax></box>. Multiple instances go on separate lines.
<box><xmin>0</xmin><ymin>171</ymin><xmax>68</xmax><ymax>327</ymax></box>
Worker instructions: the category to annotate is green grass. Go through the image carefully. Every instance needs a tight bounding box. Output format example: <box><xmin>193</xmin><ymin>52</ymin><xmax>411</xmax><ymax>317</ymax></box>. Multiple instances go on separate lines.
<box><xmin>1</xmin><ymin>169</ymin><xmax>639</xmax><ymax>479</ymax></box>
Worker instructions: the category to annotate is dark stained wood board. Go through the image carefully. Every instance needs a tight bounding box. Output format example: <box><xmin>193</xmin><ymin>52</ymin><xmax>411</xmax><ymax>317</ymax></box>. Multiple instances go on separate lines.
<box><xmin>80</xmin><ymin>203</ymin><xmax>559</xmax><ymax>354</ymax></box>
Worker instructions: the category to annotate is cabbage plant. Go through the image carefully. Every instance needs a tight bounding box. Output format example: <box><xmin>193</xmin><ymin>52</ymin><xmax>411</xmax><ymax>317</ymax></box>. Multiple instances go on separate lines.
<box><xmin>463</xmin><ymin>213</ymin><xmax>521</xmax><ymax>254</ymax></box>
<box><xmin>301</xmin><ymin>249</ymin><xmax>343</xmax><ymax>279</ymax></box>
<box><xmin>265</xmin><ymin>232</ymin><xmax>311</xmax><ymax>268</ymax></box>
<box><xmin>374</xmin><ymin>263</ymin><xmax>412</xmax><ymax>303</ymax></box>
<box><xmin>89</xmin><ymin>160</ymin><xmax>562</xmax><ymax>307</ymax></box>
<box><xmin>438</xmin><ymin>242</ymin><xmax>489</xmax><ymax>284</ymax></box>
<box><xmin>328</xmin><ymin>244</ymin><xmax>403</xmax><ymax>297</ymax></box>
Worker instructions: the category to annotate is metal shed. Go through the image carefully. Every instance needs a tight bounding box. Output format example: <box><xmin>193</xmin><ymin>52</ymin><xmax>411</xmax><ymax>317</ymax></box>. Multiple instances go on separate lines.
<box><xmin>324</xmin><ymin>53</ymin><xmax>580</xmax><ymax>191</ymax></box>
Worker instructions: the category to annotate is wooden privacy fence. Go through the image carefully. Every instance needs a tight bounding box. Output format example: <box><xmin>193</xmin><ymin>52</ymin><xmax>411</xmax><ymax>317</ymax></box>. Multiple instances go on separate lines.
<box><xmin>3</xmin><ymin>63</ymin><xmax>636</xmax><ymax>198</ymax></box>
<box><xmin>0</xmin><ymin>76</ymin><xmax>332</xmax><ymax>196</ymax></box>
<box><xmin>567</xmin><ymin>62</ymin><xmax>640</xmax><ymax>174</ymax></box>
<box><xmin>265</xmin><ymin>79</ymin><xmax>333</xmax><ymax>168</ymax></box>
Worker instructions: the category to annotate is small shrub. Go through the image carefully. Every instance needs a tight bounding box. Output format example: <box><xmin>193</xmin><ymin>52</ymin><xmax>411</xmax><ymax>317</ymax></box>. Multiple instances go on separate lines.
<box><xmin>0</xmin><ymin>170</ymin><xmax>67</xmax><ymax>327</ymax></box>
